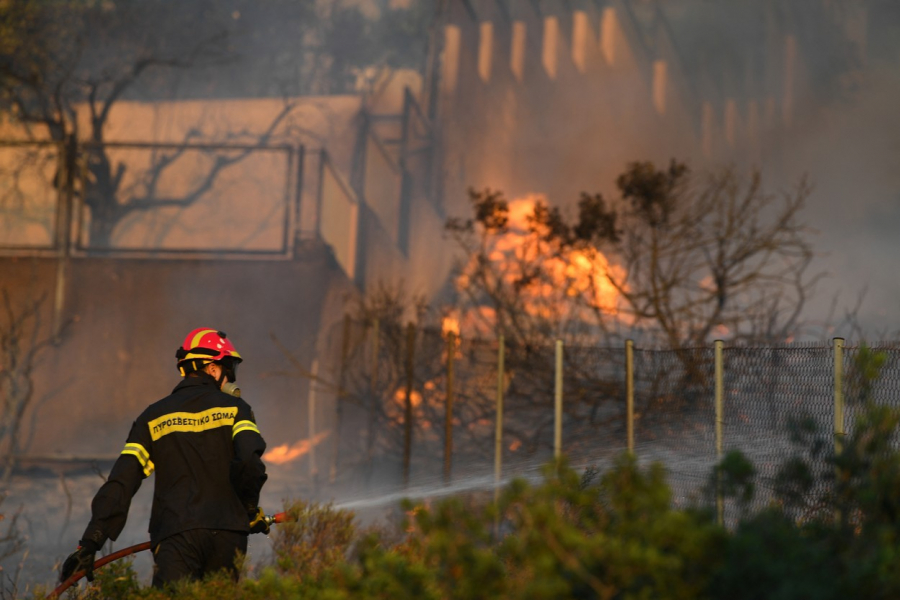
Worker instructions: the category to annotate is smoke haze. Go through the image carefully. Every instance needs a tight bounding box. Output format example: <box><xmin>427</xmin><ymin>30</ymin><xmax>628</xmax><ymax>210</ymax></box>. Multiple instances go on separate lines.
<box><xmin>4</xmin><ymin>0</ymin><xmax>900</xmax><ymax>589</ymax></box>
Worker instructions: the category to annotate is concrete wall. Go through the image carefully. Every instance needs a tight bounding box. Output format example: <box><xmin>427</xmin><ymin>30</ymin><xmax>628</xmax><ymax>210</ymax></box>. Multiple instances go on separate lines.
<box><xmin>1</xmin><ymin>248</ymin><xmax>355</xmax><ymax>467</ymax></box>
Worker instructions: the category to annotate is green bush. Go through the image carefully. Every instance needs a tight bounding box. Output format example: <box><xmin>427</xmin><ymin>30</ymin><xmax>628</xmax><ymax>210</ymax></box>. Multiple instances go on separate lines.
<box><xmin>710</xmin><ymin>509</ymin><xmax>839</xmax><ymax>600</ymax></box>
<box><xmin>271</xmin><ymin>499</ymin><xmax>356</xmax><ymax>581</ymax></box>
<box><xmin>491</xmin><ymin>457</ymin><xmax>725</xmax><ymax>599</ymax></box>
<box><xmin>32</xmin><ymin>391</ymin><xmax>900</xmax><ymax>600</ymax></box>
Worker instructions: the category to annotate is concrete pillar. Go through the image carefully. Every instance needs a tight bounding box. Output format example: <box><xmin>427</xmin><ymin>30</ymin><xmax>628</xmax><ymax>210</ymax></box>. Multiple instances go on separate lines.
<box><xmin>572</xmin><ymin>11</ymin><xmax>591</xmax><ymax>73</ymax></box>
<box><xmin>652</xmin><ymin>60</ymin><xmax>667</xmax><ymax>115</ymax></box>
<box><xmin>600</xmin><ymin>7</ymin><xmax>617</xmax><ymax>66</ymax></box>
<box><xmin>478</xmin><ymin>22</ymin><xmax>494</xmax><ymax>83</ymax></box>
<box><xmin>443</xmin><ymin>25</ymin><xmax>461</xmax><ymax>94</ymax></box>
<box><xmin>511</xmin><ymin>21</ymin><xmax>526</xmax><ymax>82</ymax></box>
<box><xmin>543</xmin><ymin>16</ymin><xmax>559</xmax><ymax>79</ymax></box>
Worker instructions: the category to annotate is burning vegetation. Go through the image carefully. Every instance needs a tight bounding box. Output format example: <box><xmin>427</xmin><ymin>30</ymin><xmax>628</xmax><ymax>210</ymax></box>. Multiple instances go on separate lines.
<box><xmin>263</xmin><ymin>431</ymin><xmax>331</xmax><ymax>466</ymax></box>
<box><xmin>452</xmin><ymin>194</ymin><xmax>626</xmax><ymax>334</ymax></box>
<box><xmin>267</xmin><ymin>160</ymin><xmax>823</xmax><ymax>487</ymax></box>
<box><xmin>446</xmin><ymin>160</ymin><xmax>817</xmax><ymax>349</ymax></box>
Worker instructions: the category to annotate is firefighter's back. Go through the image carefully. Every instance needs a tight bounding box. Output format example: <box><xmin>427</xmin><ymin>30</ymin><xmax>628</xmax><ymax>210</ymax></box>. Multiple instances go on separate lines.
<box><xmin>140</xmin><ymin>377</ymin><xmax>250</xmax><ymax>544</ymax></box>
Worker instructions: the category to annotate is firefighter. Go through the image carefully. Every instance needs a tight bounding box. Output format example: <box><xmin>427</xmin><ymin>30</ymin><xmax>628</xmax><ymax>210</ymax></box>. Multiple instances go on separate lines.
<box><xmin>60</xmin><ymin>328</ymin><xmax>269</xmax><ymax>588</ymax></box>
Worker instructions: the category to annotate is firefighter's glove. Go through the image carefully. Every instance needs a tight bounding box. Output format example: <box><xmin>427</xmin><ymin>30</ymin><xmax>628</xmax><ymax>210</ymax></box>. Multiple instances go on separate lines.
<box><xmin>248</xmin><ymin>506</ymin><xmax>270</xmax><ymax>535</ymax></box>
<box><xmin>60</xmin><ymin>539</ymin><xmax>100</xmax><ymax>582</ymax></box>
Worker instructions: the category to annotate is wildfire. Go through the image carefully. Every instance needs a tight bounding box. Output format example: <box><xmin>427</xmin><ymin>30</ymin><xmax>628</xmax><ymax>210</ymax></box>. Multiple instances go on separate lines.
<box><xmin>457</xmin><ymin>195</ymin><xmax>626</xmax><ymax>332</ymax></box>
<box><xmin>263</xmin><ymin>431</ymin><xmax>330</xmax><ymax>465</ymax></box>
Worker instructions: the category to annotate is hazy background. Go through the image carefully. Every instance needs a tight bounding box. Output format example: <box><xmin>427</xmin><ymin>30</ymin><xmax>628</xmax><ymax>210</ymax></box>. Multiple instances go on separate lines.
<box><xmin>3</xmin><ymin>0</ymin><xmax>900</xmax><ymax>592</ymax></box>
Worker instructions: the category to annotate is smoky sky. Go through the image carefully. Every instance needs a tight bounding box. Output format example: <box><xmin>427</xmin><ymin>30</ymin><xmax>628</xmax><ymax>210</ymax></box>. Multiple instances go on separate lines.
<box><xmin>497</xmin><ymin>0</ymin><xmax>900</xmax><ymax>339</ymax></box>
<box><xmin>651</xmin><ymin>1</ymin><xmax>900</xmax><ymax>337</ymax></box>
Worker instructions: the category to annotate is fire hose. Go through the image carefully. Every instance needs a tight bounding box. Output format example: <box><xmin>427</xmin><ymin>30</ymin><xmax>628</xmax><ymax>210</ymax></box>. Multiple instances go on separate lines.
<box><xmin>47</xmin><ymin>512</ymin><xmax>287</xmax><ymax>599</ymax></box>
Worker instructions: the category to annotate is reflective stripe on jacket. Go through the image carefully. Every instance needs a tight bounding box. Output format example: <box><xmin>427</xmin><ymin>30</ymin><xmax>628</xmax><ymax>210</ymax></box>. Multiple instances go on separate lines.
<box><xmin>81</xmin><ymin>373</ymin><xmax>267</xmax><ymax>547</ymax></box>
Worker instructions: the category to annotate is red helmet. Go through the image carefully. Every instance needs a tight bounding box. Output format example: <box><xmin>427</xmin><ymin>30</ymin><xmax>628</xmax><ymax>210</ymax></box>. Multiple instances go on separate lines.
<box><xmin>176</xmin><ymin>328</ymin><xmax>242</xmax><ymax>376</ymax></box>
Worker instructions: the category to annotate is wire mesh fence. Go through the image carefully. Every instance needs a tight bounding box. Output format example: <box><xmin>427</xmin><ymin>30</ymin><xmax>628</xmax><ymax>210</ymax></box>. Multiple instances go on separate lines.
<box><xmin>316</xmin><ymin>319</ymin><xmax>900</xmax><ymax>519</ymax></box>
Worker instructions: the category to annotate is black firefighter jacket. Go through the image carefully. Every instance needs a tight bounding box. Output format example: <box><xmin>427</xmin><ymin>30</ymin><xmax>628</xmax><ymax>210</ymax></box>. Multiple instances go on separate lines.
<box><xmin>81</xmin><ymin>373</ymin><xmax>268</xmax><ymax>548</ymax></box>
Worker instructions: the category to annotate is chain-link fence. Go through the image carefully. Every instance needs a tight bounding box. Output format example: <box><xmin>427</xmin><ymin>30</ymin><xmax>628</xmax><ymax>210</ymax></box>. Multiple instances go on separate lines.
<box><xmin>316</xmin><ymin>318</ymin><xmax>894</xmax><ymax>520</ymax></box>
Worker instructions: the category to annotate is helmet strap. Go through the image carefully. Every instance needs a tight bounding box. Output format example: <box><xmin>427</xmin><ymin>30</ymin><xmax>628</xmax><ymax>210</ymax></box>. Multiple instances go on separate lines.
<box><xmin>180</xmin><ymin>358</ymin><xmax>211</xmax><ymax>377</ymax></box>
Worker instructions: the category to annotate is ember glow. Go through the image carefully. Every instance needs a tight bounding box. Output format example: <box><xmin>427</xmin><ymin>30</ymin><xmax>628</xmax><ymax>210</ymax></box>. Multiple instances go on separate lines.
<box><xmin>390</xmin><ymin>388</ymin><xmax>431</xmax><ymax>431</ymax></box>
<box><xmin>263</xmin><ymin>431</ymin><xmax>330</xmax><ymax>465</ymax></box>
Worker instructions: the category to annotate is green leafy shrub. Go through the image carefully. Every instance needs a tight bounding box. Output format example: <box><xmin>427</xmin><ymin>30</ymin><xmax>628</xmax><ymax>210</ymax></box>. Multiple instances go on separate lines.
<box><xmin>492</xmin><ymin>457</ymin><xmax>726</xmax><ymax>599</ymax></box>
<box><xmin>271</xmin><ymin>499</ymin><xmax>356</xmax><ymax>581</ymax></box>
<box><xmin>710</xmin><ymin>508</ymin><xmax>839</xmax><ymax>600</ymax></box>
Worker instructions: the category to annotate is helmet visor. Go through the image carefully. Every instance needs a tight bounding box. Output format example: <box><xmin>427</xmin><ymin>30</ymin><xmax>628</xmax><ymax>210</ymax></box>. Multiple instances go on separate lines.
<box><xmin>219</xmin><ymin>356</ymin><xmax>239</xmax><ymax>383</ymax></box>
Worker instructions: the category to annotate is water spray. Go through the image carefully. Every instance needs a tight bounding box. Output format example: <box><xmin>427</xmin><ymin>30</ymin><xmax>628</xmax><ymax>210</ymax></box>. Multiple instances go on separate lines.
<box><xmin>332</xmin><ymin>456</ymin><xmax>562</xmax><ymax>512</ymax></box>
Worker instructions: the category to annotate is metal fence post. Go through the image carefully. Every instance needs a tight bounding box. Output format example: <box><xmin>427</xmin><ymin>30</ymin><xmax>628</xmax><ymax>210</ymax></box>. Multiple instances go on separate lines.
<box><xmin>330</xmin><ymin>314</ymin><xmax>351</xmax><ymax>483</ymax></box>
<box><xmin>402</xmin><ymin>322</ymin><xmax>416</xmax><ymax>487</ymax></box>
<box><xmin>834</xmin><ymin>337</ymin><xmax>845</xmax><ymax>455</ymax></box>
<box><xmin>626</xmin><ymin>339</ymin><xmax>634</xmax><ymax>454</ymax></box>
<box><xmin>365</xmin><ymin>319</ymin><xmax>380</xmax><ymax>485</ymax></box>
<box><xmin>495</xmin><ymin>334</ymin><xmax>505</xmax><ymax>505</ymax></box>
<box><xmin>444</xmin><ymin>331</ymin><xmax>456</xmax><ymax>485</ymax></box>
<box><xmin>370</xmin><ymin>318</ymin><xmax>380</xmax><ymax>389</ymax></box>
<box><xmin>715</xmin><ymin>339</ymin><xmax>724</xmax><ymax>526</ymax></box>
<box><xmin>554</xmin><ymin>339</ymin><xmax>564</xmax><ymax>461</ymax></box>
<box><xmin>308</xmin><ymin>359</ymin><xmax>319</xmax><ymax>484</ymax></box>
<box><xmin>834</xmin><ymin>337</ymin><xmax>845</xmax><ymax>524</ymax></box>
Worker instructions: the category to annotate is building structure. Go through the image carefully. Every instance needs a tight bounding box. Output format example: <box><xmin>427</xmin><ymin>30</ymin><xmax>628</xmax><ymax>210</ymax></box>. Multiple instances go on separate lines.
<box><xmin>0</xmin><ymin>0</ymin><xmax>884</xmax><ymax>476</ymax></box>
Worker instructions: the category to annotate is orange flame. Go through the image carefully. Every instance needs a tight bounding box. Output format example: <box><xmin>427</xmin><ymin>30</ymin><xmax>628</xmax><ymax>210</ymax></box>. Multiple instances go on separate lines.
<box><xmin>457</xmin><ymin>195</ymin><xmax>627</xmax><ymax>332</ymax></box>
<box><xmin>393</xmin><ymin>388</ymin><xmax>423</xmax><ymax>408</ymax></box>
<box><xmin>263</xmin><ymin>431</ymin><xmax>330</xmax><ymax>465</ymax></box>
<box><xmin>442</xmin><ymin>314</ymin><xmax>460</xmax><ymax>338</ymax></box>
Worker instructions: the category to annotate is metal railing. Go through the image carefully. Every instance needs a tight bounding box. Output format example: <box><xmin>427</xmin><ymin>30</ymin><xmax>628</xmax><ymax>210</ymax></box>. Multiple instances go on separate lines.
<box><xmin>73</xmin><ymin>141</ymin><xmax>298</xmax><ymax>257</ymax></box>
<box><xmin>0</xmin><ymin>139</ymin><xmax>303</xmax><ymax>259</ymax></box>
